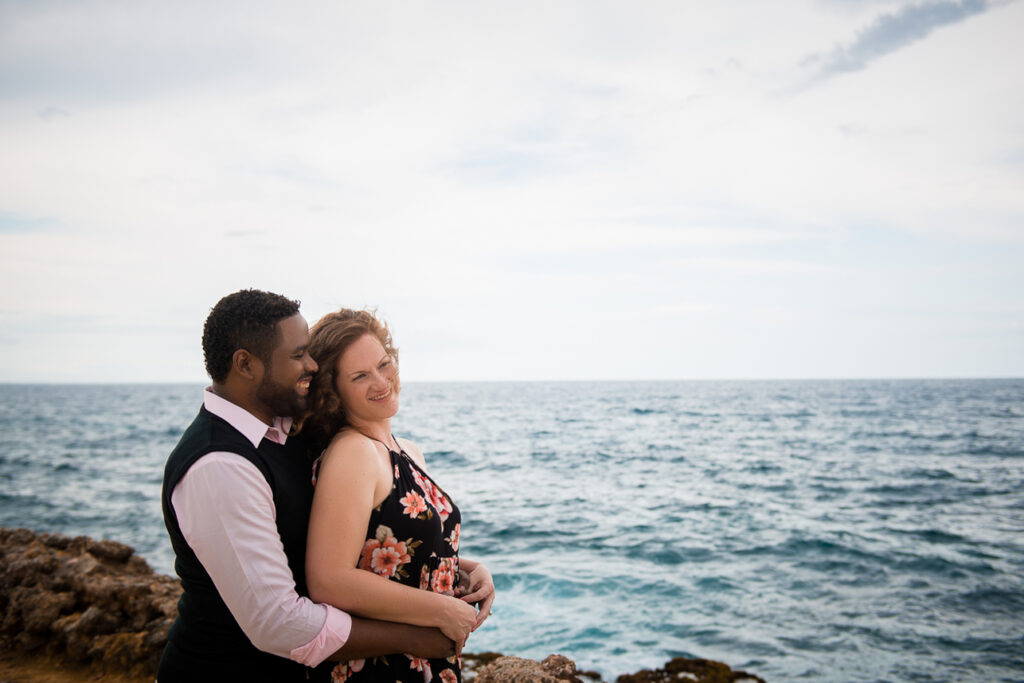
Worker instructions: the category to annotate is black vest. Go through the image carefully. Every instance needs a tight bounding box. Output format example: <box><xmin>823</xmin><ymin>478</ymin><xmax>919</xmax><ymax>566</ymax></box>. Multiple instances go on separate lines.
<box><xmin>158</xmin><ymin>406</ymin><xmax>328</xmax><ymax>682</ymax></box>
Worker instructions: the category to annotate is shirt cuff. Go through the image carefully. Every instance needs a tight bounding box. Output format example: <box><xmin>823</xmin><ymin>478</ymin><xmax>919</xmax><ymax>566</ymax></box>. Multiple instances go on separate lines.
<box><xmin>289</xmin><ymin>605</ymin><xmax>353</xmax><ymax>667</ymax></box>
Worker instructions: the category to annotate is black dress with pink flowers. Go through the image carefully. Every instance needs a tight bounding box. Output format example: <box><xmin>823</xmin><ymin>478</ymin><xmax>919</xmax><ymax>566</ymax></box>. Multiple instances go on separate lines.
<box><xmin>326</xmin><ymin>442</ymin><xmax>462</xmax><ymax>683</ymax></box>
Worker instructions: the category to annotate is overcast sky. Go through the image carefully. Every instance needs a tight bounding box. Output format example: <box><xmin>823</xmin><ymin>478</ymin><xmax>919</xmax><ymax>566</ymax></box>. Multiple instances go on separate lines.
<box><xmin>2</xmin><ymin>0</ymin><xmax>1022</xmax><ymax>383</ymax></box>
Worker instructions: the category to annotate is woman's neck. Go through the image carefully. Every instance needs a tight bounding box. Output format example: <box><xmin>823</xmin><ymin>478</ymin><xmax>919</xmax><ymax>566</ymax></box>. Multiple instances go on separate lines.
<box><xmin>348</xmin><ymin>417</ymin><xmax>394</xmax><ymax>448</ymax></box>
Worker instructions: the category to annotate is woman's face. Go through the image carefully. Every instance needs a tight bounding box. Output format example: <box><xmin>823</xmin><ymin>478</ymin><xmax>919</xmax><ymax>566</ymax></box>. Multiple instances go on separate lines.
<box><xmin>334</xmin><ymin>332</ymin><xmax>400</xmax><ymax>423</ymax></box>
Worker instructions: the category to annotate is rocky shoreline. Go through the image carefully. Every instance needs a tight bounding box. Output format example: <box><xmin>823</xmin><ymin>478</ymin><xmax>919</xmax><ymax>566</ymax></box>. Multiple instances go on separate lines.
<box><xmin>0</xmin><ymin>527</ymin><xmax>764</xmax><ymax>682</ymax></box>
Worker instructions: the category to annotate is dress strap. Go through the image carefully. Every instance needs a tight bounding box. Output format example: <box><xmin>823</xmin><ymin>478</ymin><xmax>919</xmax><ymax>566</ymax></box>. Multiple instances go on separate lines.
<box><xmin>362</xmin><ymin>431</ymin><xmax>404</xmax><ymax>455</ymax></box>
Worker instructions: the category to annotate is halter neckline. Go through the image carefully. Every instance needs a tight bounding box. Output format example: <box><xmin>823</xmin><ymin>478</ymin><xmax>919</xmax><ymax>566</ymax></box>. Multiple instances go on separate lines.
<box><xmin>361</xmin><ymin>431</ymin><xmax>403</xmax><ymax>455</ymax></box>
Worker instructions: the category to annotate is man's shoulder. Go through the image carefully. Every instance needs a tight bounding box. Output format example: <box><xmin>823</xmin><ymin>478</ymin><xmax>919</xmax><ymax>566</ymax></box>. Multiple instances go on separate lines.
<box><xmin>182</xmin><ymin>451</ymin><xmax>266</xmax><ymax>482</ymax></box>
<box><xmin>166</xmin><ymin>407</ymin><xmax>255</xmax><ymax>475</ymax></box>
<box><xmin>176</xmin><ymin>406</ymin><xmax>249</xmax><ymax>447</ymax></box>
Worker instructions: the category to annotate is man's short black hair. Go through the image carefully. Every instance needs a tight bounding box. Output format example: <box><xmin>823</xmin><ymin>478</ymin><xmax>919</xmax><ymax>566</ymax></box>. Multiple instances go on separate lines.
<box><xmin>202</xmin><ymin>289</ymin><xmax>301</xmax><ymax>383</ymax></box>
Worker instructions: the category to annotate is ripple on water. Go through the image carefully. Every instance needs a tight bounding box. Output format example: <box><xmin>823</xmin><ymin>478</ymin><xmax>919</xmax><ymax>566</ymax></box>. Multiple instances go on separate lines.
<box><xmin>965</xmin><ymin>444</ymin><xmax>1024</xmax><ymax>457</ymax></box>
<box><xmin>887</xmin><ymin>527</ymin><xmax>968</xmax><ymax>545</ymax></box>
<box><xmin>939</xmin><ymin>586</ymin><xmax>1024</xmax><ymax>619</ymax></box>
<box><xmin>4</xmin><ymin>380</ymin><xmax>1024</xmax><ymax>683</ymax></box>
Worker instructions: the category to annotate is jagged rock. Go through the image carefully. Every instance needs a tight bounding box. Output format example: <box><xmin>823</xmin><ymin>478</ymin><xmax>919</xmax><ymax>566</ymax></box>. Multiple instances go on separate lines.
<box><xmin>615</xmin><ymin>657</ymin><xmax>766</xmax><ymax>683</ymax></box>
<box><xmin>474</xmin><ymin>653</ymin><xmax>593</xmax><ymax>683</ymax></box>
<box><xmin>462</xmin><ymin>650</ymin><xmax>505</xmax><ymax>680</ymax></box>
<box><xmin>0</xmin><ymin>527</ymin><xmax>179</xmax><ymax>678</ymax></box>
<box><xmin>474</xmin><ymin>655</ymin><xmax>560</xmax><ymax>683</ymax></box>
<box><xmin>19</xmin><ymin>588</ymin><xmax>77</xmax><ymax>632</ymax></box>
<box><xmin>0</xmin><ymin>527</ymin><xmax>764</xmax><ymax>683</ymax></box>
<box><xmin>14</xmin><ymin>630</ymin><xmax>47</xmax><ymax>652</ymax></box>
<box><xmin>542</xmin><ymin>654</ymin><xmax>580</xmax><ymax>679</ymax></box>
<box><xmin>87</xmin><ymin>538</ymin><xmax>135</xmax><ymax>563</ymax></box>
<box><xmin>75</xmin><ymin>605</ymin><xmax>122</xmax><ymax>636</ymax></box>
<box><xmin>39</xmin><ymin>530</ymin><xmax>72</xmax><ymax>549</ymax></box>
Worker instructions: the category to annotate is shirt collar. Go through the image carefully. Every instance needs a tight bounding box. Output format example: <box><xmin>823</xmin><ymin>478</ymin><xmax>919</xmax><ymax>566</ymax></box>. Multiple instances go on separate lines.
<box><xmin>203</xmin><ymin>387</ymin><xmax>294</xmax><ymax>448</ymax></box>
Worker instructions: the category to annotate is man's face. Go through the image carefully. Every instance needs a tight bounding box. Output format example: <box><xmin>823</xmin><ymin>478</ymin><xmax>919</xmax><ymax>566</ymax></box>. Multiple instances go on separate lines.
<box><xmin>255</xmin><ymin>313</ymin><xmax>318</xmax><ymax>419</ymax></box>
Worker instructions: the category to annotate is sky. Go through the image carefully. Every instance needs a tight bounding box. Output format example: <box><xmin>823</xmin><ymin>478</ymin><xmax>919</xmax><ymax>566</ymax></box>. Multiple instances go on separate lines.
<box><xmin>1</xmin><ymin>0</ymin><xmax>1022</xmax><ymax>383</ymax></box>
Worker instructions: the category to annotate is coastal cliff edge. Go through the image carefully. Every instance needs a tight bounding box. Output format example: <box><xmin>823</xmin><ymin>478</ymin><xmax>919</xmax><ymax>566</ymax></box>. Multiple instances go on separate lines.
<box><xmin>0</xmin><ymin>527</ymin><xmax>764</xmax><ymax>683</ymax></box>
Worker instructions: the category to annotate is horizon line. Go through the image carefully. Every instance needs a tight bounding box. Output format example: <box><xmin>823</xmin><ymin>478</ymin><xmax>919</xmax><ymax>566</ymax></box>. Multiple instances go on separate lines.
<box><xmin>1</xmin><ymin>376</ymin><xmax>1022</xmax><ymax>386</ymax></box>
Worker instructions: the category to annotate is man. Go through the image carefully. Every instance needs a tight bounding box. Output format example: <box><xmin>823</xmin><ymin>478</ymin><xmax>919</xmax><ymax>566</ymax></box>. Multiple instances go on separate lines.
<box><xmin>158</xmin><ymin>289</ymin><xmax>453</xmax><ymax>682</ymax></box>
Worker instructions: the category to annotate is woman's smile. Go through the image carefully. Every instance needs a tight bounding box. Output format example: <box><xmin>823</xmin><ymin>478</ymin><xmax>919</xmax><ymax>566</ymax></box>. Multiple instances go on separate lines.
<box><xmin>334</xmin><ymin>332</ymin><xmax>401</xmax><ymax>421</ymax></box>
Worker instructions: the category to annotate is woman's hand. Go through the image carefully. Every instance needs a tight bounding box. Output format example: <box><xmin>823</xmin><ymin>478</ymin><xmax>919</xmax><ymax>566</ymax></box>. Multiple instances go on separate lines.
<box><xmin>456</xmin><ymin>561</ymin><xmax>495</xmax><ymax>631</ymax></box>
<box><xmin>439</xmin><ymin>595</ymin><xmax>477</xmax><ymax>655</ymax></box>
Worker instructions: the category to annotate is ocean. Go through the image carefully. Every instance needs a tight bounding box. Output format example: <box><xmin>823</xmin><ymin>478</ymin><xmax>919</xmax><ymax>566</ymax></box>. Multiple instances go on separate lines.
<box><xmin>1</xmin><ymin>380</ymin><xmax>1022</xmax><ymax>681</ymax></box>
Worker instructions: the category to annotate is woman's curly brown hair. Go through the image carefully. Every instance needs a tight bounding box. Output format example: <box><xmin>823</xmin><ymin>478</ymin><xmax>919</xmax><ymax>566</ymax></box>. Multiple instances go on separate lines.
<box><xmin>297</xmin><ymin>308</ymin><xmax>399</xmax><ymax>448</ymax></box>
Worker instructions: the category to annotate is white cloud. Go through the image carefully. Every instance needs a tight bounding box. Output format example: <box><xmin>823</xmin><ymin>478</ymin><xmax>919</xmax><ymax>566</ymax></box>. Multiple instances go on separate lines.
<box><xmin>1</xmin><ymin>0</ymin><xmax>1022</xmax><ymax>381</ymax></box>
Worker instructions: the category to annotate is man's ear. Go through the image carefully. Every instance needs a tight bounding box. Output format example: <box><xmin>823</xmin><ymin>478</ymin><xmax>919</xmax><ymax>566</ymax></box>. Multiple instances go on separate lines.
<box><xmin>232</xmin><ymin>349</ymin><xmax>264</xmax><ymax>382</ymax></box>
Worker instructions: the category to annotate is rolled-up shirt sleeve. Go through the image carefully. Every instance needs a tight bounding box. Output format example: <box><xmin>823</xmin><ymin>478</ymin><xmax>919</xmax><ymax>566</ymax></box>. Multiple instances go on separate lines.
<box><xmin>171</xmin><ymin>452</ymin><xmax>352</xmax><ymax>666</ymax></box>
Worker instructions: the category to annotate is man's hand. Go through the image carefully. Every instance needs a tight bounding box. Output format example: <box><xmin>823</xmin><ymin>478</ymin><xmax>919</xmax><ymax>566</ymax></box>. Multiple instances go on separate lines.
<box><xmin>406</xmin><ymin>626</ymin><xmax>457</xmax><ymax>660</ymax></box>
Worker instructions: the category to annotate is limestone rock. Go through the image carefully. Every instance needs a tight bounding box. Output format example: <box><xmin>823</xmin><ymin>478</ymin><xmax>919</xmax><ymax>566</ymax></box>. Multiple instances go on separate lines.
<box><xmin>0</xmin><ymin>527</ymin><xmax>764</xmax><ymax>683</ymax></box>
<box><xmin>0</xmin><ymin>527</ymin><xmax>180</xmax><ymax>678</ymax></box>
<box><xmin>474</xmin><ymin>653</ymin><xmax>592</xmax><ymax>683</ymax></box>
<box><xmin>615</xmin><ymin>657</ymin><xmax>767</xmax><ymax>683</ymax></box>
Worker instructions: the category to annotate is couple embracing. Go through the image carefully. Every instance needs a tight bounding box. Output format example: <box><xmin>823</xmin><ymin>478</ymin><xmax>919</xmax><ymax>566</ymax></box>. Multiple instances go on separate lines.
<box><xmin>158</xmin><ymin>289</ymin><xmax>495</xmax><ymax>683</ymax></box>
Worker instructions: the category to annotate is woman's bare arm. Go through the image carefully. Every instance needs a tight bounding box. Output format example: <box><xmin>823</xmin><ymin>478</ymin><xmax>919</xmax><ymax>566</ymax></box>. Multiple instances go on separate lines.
<box><xmin>306</xmin><ymin>434</ymin><xmax>477</xmax><ymax>646</ymax></box>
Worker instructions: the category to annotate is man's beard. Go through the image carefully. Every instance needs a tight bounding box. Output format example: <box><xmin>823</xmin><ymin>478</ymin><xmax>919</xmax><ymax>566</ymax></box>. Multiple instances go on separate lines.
<box><xmin>257</xmin><ymin>371</ymin><xmax>307</xmax><ymax>419</ymax></box>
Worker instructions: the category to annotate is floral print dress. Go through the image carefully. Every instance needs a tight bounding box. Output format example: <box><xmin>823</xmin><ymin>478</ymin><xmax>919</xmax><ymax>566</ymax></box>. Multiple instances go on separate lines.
<box><xmin>321</xmin><ymin>440</ymin><xmax>462</xmax><ymax>683</ymax></box>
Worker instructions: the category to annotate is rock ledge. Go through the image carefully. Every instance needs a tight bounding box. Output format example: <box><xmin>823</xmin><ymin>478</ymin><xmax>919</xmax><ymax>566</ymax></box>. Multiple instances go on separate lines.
<box><xmin>1</xmin><ymin>527</ymin><xmax>764</xmax><ymax>683</ymax></box>
<box><xmin>0</xmin><ymin>527</ymin><xmax>178</xmax><ymax>678</ymax></box>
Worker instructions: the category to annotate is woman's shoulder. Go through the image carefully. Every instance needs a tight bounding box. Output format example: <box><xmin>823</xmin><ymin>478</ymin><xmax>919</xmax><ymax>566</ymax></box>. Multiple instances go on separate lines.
<box><xmin>321</xmin><ymin>429</ymin><xmax>384</xmax><ymax>468</ymax></box>
<box><xmin>315</xmin><ymin>431</ymin><xmax>393</xmax><ymax>504</ymax></box>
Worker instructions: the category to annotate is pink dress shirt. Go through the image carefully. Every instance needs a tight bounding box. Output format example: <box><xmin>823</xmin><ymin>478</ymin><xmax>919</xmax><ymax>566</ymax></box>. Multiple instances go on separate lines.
<box><xmin>170</xmin><ymin>389</ymin><xmax>352</xmax><ymax>666</ymax></box>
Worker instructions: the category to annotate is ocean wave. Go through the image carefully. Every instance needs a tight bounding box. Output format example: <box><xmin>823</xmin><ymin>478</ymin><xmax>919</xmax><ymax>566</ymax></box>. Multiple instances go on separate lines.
<box><xmin>4</xmin><ymin>379</ymin><xmax>1024</xmax><ymax>682</ymax></box>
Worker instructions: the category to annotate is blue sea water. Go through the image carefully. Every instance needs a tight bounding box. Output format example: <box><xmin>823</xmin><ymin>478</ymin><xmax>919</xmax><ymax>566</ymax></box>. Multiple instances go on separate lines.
<box><xmin>1</xmin><ymin>380</ymin><xmax>1023</xmax><ymax>681</ymax></box>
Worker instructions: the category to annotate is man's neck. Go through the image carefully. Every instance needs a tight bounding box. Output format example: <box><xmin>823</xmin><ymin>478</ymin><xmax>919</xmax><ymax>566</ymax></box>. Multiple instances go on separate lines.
<box><xmin>209</xmin><ymin>382</ymin><xmax>275</xmax><ymax>426</ymax></box>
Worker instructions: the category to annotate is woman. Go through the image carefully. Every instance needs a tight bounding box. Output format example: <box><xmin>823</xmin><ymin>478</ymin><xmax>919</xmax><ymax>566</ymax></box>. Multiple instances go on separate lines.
<box><xmin>302</xmin><ymin>308</ymin><xmax>494</xmax><ymax>683</ymax></box>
